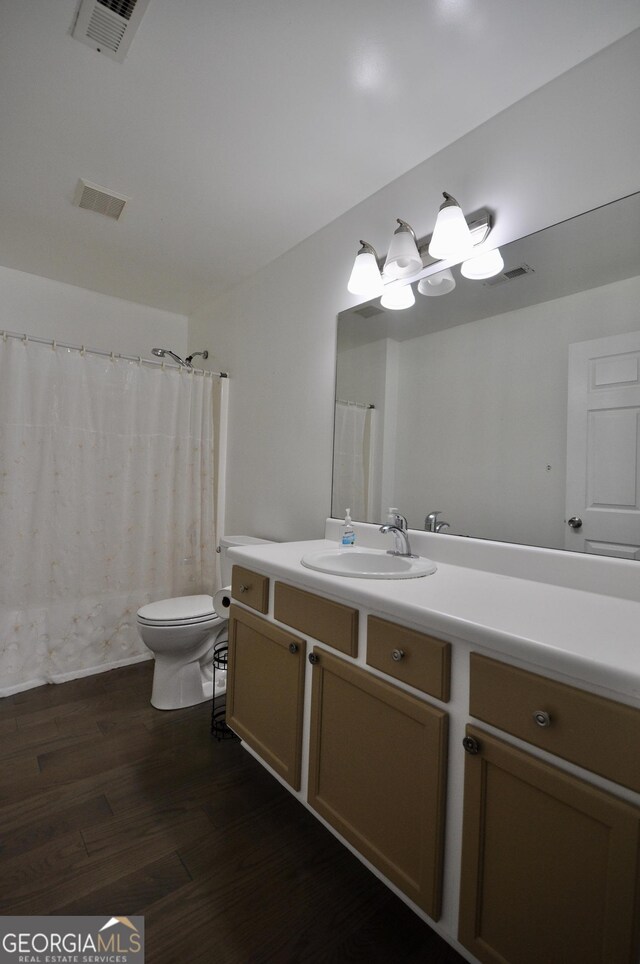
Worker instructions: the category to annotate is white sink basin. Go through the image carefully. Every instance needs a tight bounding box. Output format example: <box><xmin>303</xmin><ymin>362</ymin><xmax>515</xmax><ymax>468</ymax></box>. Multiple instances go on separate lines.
<box><xmin>300</xmin><ymin>547</ymin><xmax>437</xmax><ymax>579</ymax></box>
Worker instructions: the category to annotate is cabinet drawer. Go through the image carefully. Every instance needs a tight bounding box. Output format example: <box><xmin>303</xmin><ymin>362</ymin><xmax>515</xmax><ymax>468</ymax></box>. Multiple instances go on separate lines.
<box><xmin>274</xmin><ymin>582</ymin><xmax>358</xmax><ymax>657</ymax></box>
<box><xmin>470</xmin><ymin>653</ymin><xmax>640</xmax><ymax>793</ymax></box>
<box><xmin>231</xmin><ymin>565</ymin><xmax>269</xmax><ymax>614</ymax></box>
<box><xmin>367</xmin><ymin>616</ymin><xmax>450</xmax><ymax>702</ymax></box>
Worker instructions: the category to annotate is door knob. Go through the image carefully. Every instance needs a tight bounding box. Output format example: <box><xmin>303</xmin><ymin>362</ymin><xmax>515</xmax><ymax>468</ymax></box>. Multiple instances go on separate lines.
<box><xmin>567</xmin><ymin>517</ymin><xmax>583</xmax><ymax>529</ymax></box>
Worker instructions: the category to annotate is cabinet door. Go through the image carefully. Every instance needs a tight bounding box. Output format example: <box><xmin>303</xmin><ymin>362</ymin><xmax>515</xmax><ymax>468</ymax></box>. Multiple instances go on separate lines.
<box><xmin>308</xmin><ymin>648</ymin><xmax>448</xmax><ymax>919</ymax></box>
<box><xmin>226</xmin><ymin>606</ymin><xmax>306</xmax><ymax>790</ymax></box>
<box><xmin>459</xmin><ymin>726</ymin><xmax>640</xmax><ymax>964</ymax></box>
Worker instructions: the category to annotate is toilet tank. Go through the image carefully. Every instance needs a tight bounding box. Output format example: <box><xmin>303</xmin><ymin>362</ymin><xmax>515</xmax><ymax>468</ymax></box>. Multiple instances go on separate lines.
<box><xmin>218</xmin><ymin>535</ymin><xmax>273</xmax><ymax>587</ymax></box>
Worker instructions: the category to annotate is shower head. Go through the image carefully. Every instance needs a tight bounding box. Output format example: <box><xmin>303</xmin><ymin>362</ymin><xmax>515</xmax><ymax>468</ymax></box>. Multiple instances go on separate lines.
<box><xmin>151</xmin><ymin>348</ymin><xmax>209</xmax><ymax>369</ymax></box>
<box><xmin>151</xmin><ymin>348</ymin><xmax>191</xmax><ymax>367</ymax></box>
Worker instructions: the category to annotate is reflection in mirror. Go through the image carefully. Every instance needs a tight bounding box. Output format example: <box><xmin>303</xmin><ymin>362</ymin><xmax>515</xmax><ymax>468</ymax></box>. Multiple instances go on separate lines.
<box><xmin>332</xmin><ymin>192</ymin><xmax>640</xmax><ymax>559</ymax></box>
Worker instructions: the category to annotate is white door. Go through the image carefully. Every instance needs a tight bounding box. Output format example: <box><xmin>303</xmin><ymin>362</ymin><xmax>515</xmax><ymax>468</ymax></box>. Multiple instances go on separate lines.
<box><xmin>566</xmin><ymin>331</ymin><xmax>640</xmax><ymax>558</ymax></box>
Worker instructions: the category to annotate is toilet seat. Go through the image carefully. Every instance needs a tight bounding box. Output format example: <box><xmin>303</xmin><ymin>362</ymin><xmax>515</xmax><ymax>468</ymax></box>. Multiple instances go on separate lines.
<box><xmin>137</xmin><ymin>594</ymin><xmax>216</xmax><ymax>627</ymax></box>
<box><xmin>137</xmin><ymin>613</ymin><xmax>218</xmax><ymax>628</ymax></box>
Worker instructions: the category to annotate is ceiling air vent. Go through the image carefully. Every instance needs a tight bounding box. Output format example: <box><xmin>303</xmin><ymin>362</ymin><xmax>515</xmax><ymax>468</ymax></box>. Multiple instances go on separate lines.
<box><xmin>71</xmin><ymin>0</ymin><xmax>151</xmax><ymax>62</ymax></box>
<box><xmin>73</xmin><ymin>179</ymin><xmax>131</xmax><ymax>220</ymax></box>
<box><xmin>483</xmin><ymin>263</ymin><xmax>535</xmax><ymax>287</ymax></box>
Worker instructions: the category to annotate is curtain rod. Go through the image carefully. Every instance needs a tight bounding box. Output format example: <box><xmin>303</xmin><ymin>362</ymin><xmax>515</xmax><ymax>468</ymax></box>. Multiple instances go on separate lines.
<box><xmin>0</xmin><ymin>329</ymin><xmax>228</xmax><ymax>378</ymax></box>
<box><xmin>336</xmin><ymin>397</ymin><xmax>374</xmax><ymax>409</ymax></box>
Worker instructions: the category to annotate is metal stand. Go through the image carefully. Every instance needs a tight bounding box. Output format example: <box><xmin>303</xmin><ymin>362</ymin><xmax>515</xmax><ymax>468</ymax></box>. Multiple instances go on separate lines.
<box><xmin>211</xmin><ymin>636</ymin><xmax>236</xmax><ymax>740</ymax></box>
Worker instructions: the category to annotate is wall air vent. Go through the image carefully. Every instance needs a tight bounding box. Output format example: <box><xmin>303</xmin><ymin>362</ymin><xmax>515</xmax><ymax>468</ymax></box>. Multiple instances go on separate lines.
<box><xmin>354</xmin><ymin>304</ymin><xmax>385</xmax><ymax>319</ymax></box>
<box><xmin>482</xmin><ymin>263</ymin><xmax>535</xmax><ymax>287</ymax></box>
<box><xmin>71</xmin><ymin>0</ymin><xmax>151</xmax><ymax>62</ymax></box>
<box><xmin>73</xmin><ymin>179</ymin><xmax>131</xmax><ymax>220</ymax></box>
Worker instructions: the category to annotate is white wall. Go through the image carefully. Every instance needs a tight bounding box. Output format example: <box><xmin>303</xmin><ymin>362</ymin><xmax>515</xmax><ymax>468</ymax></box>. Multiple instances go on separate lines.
<box><xmin>392</xmin><ymin>274</ymin><xmax>640</xmax><ymax>549</ymax></box>
<box><xmin>189</xmin><ymin>30</ymin><xmax>640</xmax><ymax>542</ymax></box>
<box><xmin>0</xmin><ymin>265</ymin><xmax>188</xmax><ymax>358</ymax></box>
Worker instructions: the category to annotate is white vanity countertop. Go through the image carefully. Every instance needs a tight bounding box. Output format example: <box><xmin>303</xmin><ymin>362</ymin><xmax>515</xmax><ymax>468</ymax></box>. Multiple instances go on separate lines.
<box><xmin>228</xmin><ymin>539</ymin><xmax>640</xmax><ymax>704</ymax></box>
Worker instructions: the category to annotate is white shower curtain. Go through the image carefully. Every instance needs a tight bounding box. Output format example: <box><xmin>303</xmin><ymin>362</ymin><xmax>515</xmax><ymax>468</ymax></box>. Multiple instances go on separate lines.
<box><xmin>331</xmin><ymin>401</ymin><xmax>372</xmax><ymax>522</ymax></box>
<box><xmin>0</xmin><ymin>337</ymin><xmax>221</xmax><ymax>696</ymax></box>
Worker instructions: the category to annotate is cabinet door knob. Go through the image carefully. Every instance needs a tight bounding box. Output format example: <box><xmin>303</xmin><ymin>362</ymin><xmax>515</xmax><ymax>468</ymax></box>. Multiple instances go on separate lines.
<box><xmin>533</xmin><ymin>709</ymin><xmax>552</xmax><ymax>728</ymax></box>
<box><xmin>567</xmin><ymin>517</ymin><xmax>583</xmax><ymax>529</ymax></box>
<box><xmin>308</xmin><ymin>653</ymin><xmax>320</xmax><ymax>665</ymax></box>
<box><xmin>462</xmin><ymin>736</ymin><xmax>480</xmax><ymax>755</ymax></box>
<box><xmin>391</xmin><ymin>648</ymin><xmax>405</xmax><ymax>662</ymax></box>
<box><xmin>239</xmin><ymin>584</ymin><xmax>250</xmax><ymax>593</ymax></box>
<box><xmin>288</xmin><ymin>643</ymin><xmax>299</xmax><ymax>654</ymax></box>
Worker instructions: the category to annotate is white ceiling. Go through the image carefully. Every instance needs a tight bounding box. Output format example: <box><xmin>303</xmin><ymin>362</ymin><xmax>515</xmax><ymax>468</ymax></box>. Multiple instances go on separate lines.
<box><xmin>1</xmin><ymin>1</ymin><xmax>639</xmax><ymax>316</ymax></box>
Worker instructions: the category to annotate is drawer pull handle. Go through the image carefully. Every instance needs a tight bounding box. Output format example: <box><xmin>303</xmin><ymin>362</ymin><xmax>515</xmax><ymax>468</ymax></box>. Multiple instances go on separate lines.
<box><xmin>533</xmin><ymin>710</ymin><xmax>552</xmax><ymax>728</ymax></box>
<box><xmin>308</xmin><ymin>653</ymin><xmax>320</xmax><ymax>665</ymax></box>
<box><xmin>288</xmin><ymin>643</ymin><xmax>299</xmax><ymax>654</ymax></box>
<box><xmin>391</xmin><ymin>648</ymin><xmax>405</xmax><ymax>662</ymax></box>
<box><xmin>463</xmin><ymin>736</ymin><xmax>480</xmax><ymax>755</ymax></box>
<box><xmin>239</xmin><ymin>584</ymin><xmax>250</xmax><ymax>593</ymax></box>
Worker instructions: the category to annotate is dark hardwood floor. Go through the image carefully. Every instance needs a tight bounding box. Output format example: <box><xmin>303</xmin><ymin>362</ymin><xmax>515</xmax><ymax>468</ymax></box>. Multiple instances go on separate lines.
<box><xmin>0</xmin><ymin>662</ymin><xmax>467</xmax><ymax>963</ymax></box>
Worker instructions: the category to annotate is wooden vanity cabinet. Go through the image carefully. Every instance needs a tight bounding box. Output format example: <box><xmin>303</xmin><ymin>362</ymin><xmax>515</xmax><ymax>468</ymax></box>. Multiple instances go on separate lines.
<box><xmin>226</xmin><ymin>605</ymin><xmax>306</xmax><ymax>789</ymax></box>
<box><xmin>307</xmin><ymin>647</ymin><xmax>448</xmax><ymax>919</ymax></box>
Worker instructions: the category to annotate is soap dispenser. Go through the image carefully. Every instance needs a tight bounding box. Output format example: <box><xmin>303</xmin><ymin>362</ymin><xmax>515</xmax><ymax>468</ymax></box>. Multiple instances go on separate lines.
<box><xmin>341</xmin><ymin>508</ymin><xmax>356</xmax><ymax>546</ymax></box>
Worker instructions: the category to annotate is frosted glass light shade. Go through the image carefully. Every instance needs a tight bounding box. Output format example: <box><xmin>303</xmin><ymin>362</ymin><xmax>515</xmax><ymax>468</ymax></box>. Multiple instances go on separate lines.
<box><xmin>460</xmin><ymin>247</ymin><xmax>504</xmax><ymax>280</ymax></box>
<box><xmin>428</xmin><ymin>193</ymin><xmax>474</xmax><ymax>261</ymax></box>
<box><xmin>347</xmin><ymin>249</ymin><xmax>383</xmax><ymax>297</ymax></box>
<box><xmin>418</xmin><ymin>268</ymin><xmax>456</xmax><ymax>297</ymax></box>
<box><xmin>383</xmin><ymin>221</ymin><xmax>422</xmax><ymax>279</ymax></box>
<box><xmin>380</xmin><ymin>284</ymin><xmax>415</xmax><ymax>310</ymax></box>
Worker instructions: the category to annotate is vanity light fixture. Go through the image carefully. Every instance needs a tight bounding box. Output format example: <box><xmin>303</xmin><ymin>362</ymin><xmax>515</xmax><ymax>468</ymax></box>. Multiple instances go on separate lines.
<box><xmin>428</xmin><ymin>192</ymin><xmax>475</xmax><ymax>261</ymax></box>
<box><xmin>383</xmin><ymin>219</ymin><xmax>423</xmax><ymax>280</ymax></box>
<box><xmin>460</xmin><ymin>247</ymin><xmax>505</xmax><ymax>280</ymax></box>
<box><xmin>347</xmin><ymin>241</ymin><xmax>384</xmax><ymax>297</ymax></box>
<box><xmin>417</xmin><ymin>268</ymin><xmax>456</xmax><ymax>297</ymax></box>
<box><xmin>347</xmin><ymin>193</ymin><xmax>493</xmax><ymax>301</ymax></box>
<box><xmin>381</xmin><ymin>283</ymin><xmax>415</xmax><ymax>310</ymax></box>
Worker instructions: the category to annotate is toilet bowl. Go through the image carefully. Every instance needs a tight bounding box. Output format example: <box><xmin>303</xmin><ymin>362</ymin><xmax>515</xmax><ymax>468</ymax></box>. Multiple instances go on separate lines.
<box><xmin>137</xmin><ymin>595</ymin><xmax>227</xmax><ymax>709</ymax></box>
<box><xmin>136</xmin><ymin>535</ymin><xmax>272</xmax><ymax>709</ymax></box>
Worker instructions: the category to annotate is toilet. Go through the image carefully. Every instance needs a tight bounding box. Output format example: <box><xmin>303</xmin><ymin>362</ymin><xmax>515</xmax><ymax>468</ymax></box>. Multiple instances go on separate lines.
<box><xmin>136</xmin><ymin>535</ymin><xmax>272</xmax><ymax>710</ymax></box>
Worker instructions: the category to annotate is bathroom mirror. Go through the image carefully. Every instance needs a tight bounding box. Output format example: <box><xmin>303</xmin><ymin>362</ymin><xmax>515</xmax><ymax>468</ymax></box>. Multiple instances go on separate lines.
<box><xmin>333</xmin><ymin>191</ymin><xmax>640</xmax><ymax>558</ymax></box>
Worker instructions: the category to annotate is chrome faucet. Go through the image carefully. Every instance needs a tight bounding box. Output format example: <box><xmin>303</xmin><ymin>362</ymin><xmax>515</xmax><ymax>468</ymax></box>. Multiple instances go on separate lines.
<box><xmin>425</xmin><ymin>510</ymin><xmax>450</xmax><ymax>533</ymax></box>
<box><xmin>379</xmin><ymin>523</ymin><xmax>415</xmax><ymax>557</ymax></box>
<box><xmin>390</xmin><ymin>511</ymin><xmax>408</xmax><ymax>532</ymax></box>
